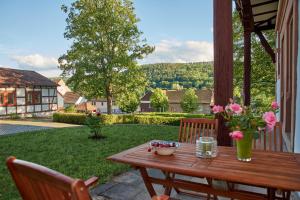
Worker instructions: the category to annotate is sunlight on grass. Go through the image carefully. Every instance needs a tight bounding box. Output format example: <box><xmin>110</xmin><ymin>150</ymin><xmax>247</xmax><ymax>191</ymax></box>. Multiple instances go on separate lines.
<box><xmin>0</xmin><ymin>124</ymin><xmax>178</xmax><ymax>200</ymax></box>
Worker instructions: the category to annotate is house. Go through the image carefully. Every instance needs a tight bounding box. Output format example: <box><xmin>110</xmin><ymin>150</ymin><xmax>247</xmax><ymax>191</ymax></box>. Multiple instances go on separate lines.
<box><xmin>231</xmin><ymin>0</ymin><xmax>300</xmax><ymax>154</ymax></box>
<box><xmin>140</xmin><ymin>89</ymin><xmax>213</xmax><ymax>114</ymax></box>
<box><xmin>93</xmin><ymin>98</ymin><xmax>122</xmax><ymax>113</ymax></box>
<box><xmin>0</xmin><ymin>67</ymin><xmax>57</xmax><ymax>117</ymax></box>
<box><xmin>275</xmin><ymin>0</ymin><xmax>299</xmax><ymax>153</ymax></box>
<box><xmin>52</xmin><ymin>78</ymin><xmax>71</xmax><ymax>109</ymax></box>
<box><xmin>52</xmin><ymin>78</ymin><xmax>88</xmax><ymax>110</ymax></box>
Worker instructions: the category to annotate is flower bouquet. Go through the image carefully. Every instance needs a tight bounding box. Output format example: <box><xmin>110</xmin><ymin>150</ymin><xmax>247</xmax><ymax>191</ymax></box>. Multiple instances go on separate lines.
<box><xmin>212</xmin><ymin>99</ymin><xmax>279</xmax><ymax>161</ymax></box>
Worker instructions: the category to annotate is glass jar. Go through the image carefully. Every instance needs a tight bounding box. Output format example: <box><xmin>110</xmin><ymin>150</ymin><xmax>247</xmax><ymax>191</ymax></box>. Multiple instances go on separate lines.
<box><xmin>196</xmin><ymin>137</ymin><xmax>218</xmax><ymax>158</ymax></box>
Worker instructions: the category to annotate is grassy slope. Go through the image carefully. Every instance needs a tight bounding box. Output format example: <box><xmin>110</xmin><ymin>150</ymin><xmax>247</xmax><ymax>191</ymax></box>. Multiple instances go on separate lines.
<box><xmin>0</xmin><ymin>125</ymin><xmax>178</xmax><ymax>200</ymax></box>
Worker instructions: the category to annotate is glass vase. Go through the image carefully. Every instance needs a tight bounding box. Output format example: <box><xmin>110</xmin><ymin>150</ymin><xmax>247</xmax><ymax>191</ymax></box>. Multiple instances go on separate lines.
<box><xmin>236</xmin><ymin>132</ymin><xmax>253</xmax><ymax>162</ymax></box>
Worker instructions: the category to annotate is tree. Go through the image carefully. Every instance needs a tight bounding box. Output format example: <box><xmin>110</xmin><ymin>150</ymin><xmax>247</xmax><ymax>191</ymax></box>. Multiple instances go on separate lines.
<box><xmin>233</xmin><ymin>10</ymin><xmax>275</xmax><ymax>107</ymax></box>
<box><xmin>180</xmin><ymin>88</ymin><xmax>199</xmax><ymax>113</ymax></box>
<box><xmin>117</xmin><ymin>93</ymin><xmax>140</xmax><ymax>113</ymax></box>
<box><xmin>150</xmin><ymin>88</ymin><xmax>168</xmax><ymax>112</ymax></box>
<box><xmin>59</xmin><ymin>0</ymin><xmax>154</xmax><ymax>114</ymax></box>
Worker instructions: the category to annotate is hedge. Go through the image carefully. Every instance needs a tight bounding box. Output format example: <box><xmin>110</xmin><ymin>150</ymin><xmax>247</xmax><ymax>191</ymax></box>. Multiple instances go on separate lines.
<box><xmin>53</xmin><ymin>113</ymin><xmax>87</xmax><ymax>124</ymax></box>
<box><xmin>138</xmin><ymin>112</ymin><xmax>213</xmax><ymax>119</ymax></box>
<box><xmin>53</xmin><ymin>112</ymin><xmax>213</xmax><ymax>126</ymax></box>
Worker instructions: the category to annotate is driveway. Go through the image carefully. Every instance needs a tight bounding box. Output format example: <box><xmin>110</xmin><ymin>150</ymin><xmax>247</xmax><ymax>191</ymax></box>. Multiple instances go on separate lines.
<box><xmin>0</xmin><ymin>119</ymin><xmax>80</xmax><ymax>136</ymax></box>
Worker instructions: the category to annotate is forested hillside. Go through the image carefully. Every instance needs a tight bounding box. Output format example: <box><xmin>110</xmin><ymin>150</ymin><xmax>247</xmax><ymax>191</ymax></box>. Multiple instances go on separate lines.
<box><xmin>141</xmin><ymin>62</ymin><xmax>213</xmax><ymax>90</ymax></box>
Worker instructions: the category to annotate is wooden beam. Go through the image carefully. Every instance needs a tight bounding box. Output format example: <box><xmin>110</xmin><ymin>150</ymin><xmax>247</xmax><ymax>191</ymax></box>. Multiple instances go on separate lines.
<box><xmin>251</xmin><ymin>0</ymin><xmax>278</xmax><ymax>8</ymax></box>
<box><xmin>254</xmin><ymin>15</ymin><xmax>277</xmax><ymax>26</ymax></box>
<box><xmin>253</xmin><ymin>10</ymin><xmax>277</xmax><ymax>17</ymax></box>
<box><xmin>213</xmin><ymin>0</ymin><xmax>233</xmax><ymax>146</ymax></box>
<box><xmin>244</xmin><ymin>31</ymin><xmax>251</xmax><ymax>106</ymax></box>
<box><xmin>241</xmin><ymin>0</ymin><xmax>255</xmax><ymax>31</ymax></box>
<box><xmin>255</xmin><ymin>30</ymin><xmax>276</xmax><ymax>63</ymax></box>
<box><xmin>255</xmin><ymin>24</ymin><xmax>276</xmax><ymax>31</ymax></box>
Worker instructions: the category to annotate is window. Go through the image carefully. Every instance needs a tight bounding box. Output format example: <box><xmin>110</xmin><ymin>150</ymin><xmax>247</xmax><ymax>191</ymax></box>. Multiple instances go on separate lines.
<box><xmin>0</xmin><ymin>91</ymin><xmax>16</xmax><ymax>106</ymax></box>
<box><xmin>0</xmin><ymin>93</ymin><xmax>4</xmax><ymax>105</ymax></box>
<box><xmin>27</xmin><ymin>91</ymin><xmax>41</xmax><ymax>105</ymax></box>
<box><xmin>7</xmin><ymin>92</ymin><xmax>16</xmax><ymax>105</ymax></box>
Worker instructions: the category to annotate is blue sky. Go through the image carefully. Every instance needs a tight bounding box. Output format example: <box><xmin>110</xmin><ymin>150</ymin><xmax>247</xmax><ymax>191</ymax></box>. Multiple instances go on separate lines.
<box><xmin>0</xmin><ymin>0</ymin><xmax>213</xmax><ymax>77</ymax></box>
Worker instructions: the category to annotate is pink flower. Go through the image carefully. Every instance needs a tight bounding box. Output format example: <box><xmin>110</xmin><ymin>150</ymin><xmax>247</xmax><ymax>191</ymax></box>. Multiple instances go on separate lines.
<box><xmin>263</xmin><ymin>111</ymin><xmax>277</xmax><ymax>131</ymax></box>
<box><xmin>212</xmin><ymin>105</ymin><xmax>224</xmax><ymax>114</ymax></box>
<box><xmin>229</xmin><ymin>131</ymin><xmax>244</xmax><ymax>140</ymax></box>
<box><xmin>271</xmin><ymin>101</ymin><xmax>279</xmax><ymax>110</ymax></box>
<box><xmin>228</xmin><ymin>103</ymin><xmax>243</xmax><ymax>114</ymax></box>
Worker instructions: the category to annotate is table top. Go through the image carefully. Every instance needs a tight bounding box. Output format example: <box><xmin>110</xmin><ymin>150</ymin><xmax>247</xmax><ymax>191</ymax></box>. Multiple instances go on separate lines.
<box><xmin>107</xmin><ymin>141</ymin><xmax>300</xmax><ymax>191</ymax></box>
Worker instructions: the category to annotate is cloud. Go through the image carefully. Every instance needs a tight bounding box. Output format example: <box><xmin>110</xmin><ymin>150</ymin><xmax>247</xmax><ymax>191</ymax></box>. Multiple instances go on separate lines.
<box><xmin>7</xmin><ymin>54</ymin><xmax>61</xmax><ymax>77</ymax></box>
<box><xmin>11</xmin><ymin>54</ymin><xmax>58</xmax><ymax>70</ymax></box>
<box><xmin>140</xmin><ymin>39</ymin><xmax>213</xmax><ymax>64</ymax></box>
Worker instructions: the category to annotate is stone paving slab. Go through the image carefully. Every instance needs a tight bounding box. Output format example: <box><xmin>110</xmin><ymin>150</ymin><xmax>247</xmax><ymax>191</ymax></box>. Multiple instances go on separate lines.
<box><xmin>0</xmin><ymin>119</ymin><xmax>80</xmax><ymax>136</ymax></box>
<box><xmin>91</xmin><ymin>168</ymin><xmax>292</xmax><ymax>200</ymax></box>
<box><xmin>91</xmin><ymin>169</ymin><xmax>221</xmax><ymax>200</ymax></box>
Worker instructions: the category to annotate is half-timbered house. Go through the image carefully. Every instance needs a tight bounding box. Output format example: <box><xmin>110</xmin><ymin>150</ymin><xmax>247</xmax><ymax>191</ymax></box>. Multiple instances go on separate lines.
<box><xmin>0</xmin><ymin>67</ymin><xmax>58</xmax><ymax>117</ymax></box>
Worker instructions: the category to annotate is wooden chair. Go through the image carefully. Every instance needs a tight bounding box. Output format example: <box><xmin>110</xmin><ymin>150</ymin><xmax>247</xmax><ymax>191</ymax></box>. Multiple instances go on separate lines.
<box><xmin>253</xmin><ymin>122</ymin><xmax>283</xmax><ymax>152</ymax></box>
<box><xmin>6</xmin><ymin>156</ymin><xmax>99</xmax><ymax>200</ymax></box>
<box><xmin>7</xmin><ymin>156</ymin><xmax>170</xmax><ymax>200</ymax></box>
<box><xmin>170</xmin><ymin>118</ymin><xmax>218</xmax><ymax>199</ymax></box>
<box><xmin>152</xmin><ymin>195</ymin><xmax>170</xmax><ymax>200</ymax></box>
<box><xmin>178</xmin><ymin>118</ymin><xmax>219</xmax><ymax>143</ymax></box>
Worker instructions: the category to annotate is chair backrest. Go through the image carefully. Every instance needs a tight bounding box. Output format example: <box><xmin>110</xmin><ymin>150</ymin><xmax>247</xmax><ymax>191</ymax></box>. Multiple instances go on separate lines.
<box><xmin>178</xmin><ymin>118</ymin><xmax>219</xmax><ymax>143</ymax></box>
<box><xmin>253</xmin><ymin>122</ymin><xmax>283</xmax><ymax>152</ymax></box>
<box><xmin>6</xmin><ymin>156</ymin><xmax>91</xmax><ymax>200</ymax></box>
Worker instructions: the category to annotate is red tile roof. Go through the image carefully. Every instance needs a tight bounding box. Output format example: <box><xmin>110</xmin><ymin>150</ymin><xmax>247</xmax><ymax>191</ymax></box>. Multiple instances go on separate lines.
<box><xmin>64</xmin><ymin>92</ymin><xmax>81</xmax><ymax>104</ymax></box>
<box><xmin>0</xmin><ymin>67</ymin><xmax>57</xmax><ymax>87</ymax></box>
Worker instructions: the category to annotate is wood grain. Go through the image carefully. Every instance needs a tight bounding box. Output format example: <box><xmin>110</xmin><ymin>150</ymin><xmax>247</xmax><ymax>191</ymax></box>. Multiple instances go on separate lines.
<box><xmin>108</xmin><ymin>142</ymin><xmax>300</xmax><ymax>191</ymax></box>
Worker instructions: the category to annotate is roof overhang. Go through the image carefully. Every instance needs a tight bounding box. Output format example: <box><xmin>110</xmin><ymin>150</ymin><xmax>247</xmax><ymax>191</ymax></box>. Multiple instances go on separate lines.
<box><xmin>235</xmin><ymin>0</ymin><xmax>279</xmax><ymax>32</ymax></box>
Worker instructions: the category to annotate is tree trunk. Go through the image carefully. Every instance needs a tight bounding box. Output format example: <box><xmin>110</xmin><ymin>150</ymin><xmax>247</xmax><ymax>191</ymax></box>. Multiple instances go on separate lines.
<box><xmin>106</xmin><ymin>85</ymin><xmax>113</xmax><ymax>114</ymax></box>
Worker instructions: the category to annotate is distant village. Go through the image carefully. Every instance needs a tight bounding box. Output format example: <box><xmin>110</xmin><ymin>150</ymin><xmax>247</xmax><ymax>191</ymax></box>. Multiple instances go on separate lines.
<box><xmin>0</xmin><ymin>67</ymin><xmax>213</xmax><ymax>117</ymax></box>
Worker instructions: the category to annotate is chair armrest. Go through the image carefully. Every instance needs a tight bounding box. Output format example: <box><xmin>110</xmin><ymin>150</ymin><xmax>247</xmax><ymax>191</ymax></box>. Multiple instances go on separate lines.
<box><xmin>84</xmin><ymin>176</ymin><xmax>99</xmax><ymax>187</ymax></box>
<box><xmin>152</xmin><ymin>195</ymin><xmax>170</xmax><ymax>200</ymax></box>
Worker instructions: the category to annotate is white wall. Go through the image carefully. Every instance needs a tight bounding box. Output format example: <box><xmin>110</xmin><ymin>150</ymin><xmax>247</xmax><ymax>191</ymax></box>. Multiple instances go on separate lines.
<box><xmin>57</xmin><ymin>93</ymin><xmax>64</xmax><ymax>109</ymax></box>
<box><xmin>95</xmin><ymin>101</ymin><xmax>121</xmax><ymax>113</ymax></box>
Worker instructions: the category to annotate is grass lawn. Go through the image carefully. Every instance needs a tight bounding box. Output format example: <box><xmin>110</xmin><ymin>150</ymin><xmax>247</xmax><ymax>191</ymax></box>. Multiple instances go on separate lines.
<box><xmin>0</xmin><ymin>124</ymin><xmax>178</xmax><ymax>200</ymax></box>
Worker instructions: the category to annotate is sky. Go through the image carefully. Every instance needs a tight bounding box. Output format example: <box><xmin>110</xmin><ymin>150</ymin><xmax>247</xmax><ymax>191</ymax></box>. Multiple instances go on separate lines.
<box><xmin>0</xmin><ymin>0</ymin><xmax>213</xmax><ymax>77</ymax></box>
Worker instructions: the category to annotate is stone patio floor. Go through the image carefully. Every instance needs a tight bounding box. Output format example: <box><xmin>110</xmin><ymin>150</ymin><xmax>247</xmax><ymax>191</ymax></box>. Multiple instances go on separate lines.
<box><xmin>90</xmin><ymin>169</ymin><xmax>266</xmax><ymax>200</ymax></box>
<box><xmin>0</xmin><ymin>119</ymin><xmax>80</xmax><ymax>136</ymax></box>
<box><xmin>91</xmin><ymin>169</ymin><xmax>300</xmax><ymax>200</ymax></box>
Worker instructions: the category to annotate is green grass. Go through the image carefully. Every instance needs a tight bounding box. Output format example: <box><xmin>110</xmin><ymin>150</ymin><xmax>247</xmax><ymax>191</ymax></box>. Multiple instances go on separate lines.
<box><xmin>0</xmin><ymin>124</ymin><xmax>178</xmax><ymax>200</ymax></box>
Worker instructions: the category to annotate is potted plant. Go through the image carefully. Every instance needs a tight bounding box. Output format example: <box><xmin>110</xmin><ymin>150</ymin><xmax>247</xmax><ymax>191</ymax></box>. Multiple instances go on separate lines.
<box><xmin>212</xmin><ymin>99</ymin><xmax>279</xmax><ymax>162</ymax></box>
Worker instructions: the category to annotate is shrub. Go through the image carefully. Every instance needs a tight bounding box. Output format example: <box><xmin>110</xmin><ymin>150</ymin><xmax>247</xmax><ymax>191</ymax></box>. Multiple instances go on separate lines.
<box><xmin>64</xmin><ymin>105</ymin><xmax>77</xmax><ymax>113</ymax></box>
<box><xmin>134</xmin><ymin>115</ymin><xmax>182</xmax><ymax>126</ymax></box>
<box><xmin>138</xmin><ymin>112</ymin><xmax>213</xmax><ymax>119</ymax></box>
<box><xmin>9</xmin><ymin>113</ymin><xmax>20</xmax><ymax>120</ymax></box>
<box><xmin>53</xmin><ymin>112</ymin><xmax>87</xmax><ymax>124</ymax></box>
<box><xmin>53</xmin><ymin>112</ymin><xmax>213</xmax><ymax>126</ymax></box>
<box><xmin>85</xmin><ymin>115</ymin><xmax>104</xmax><ymax>139</ymax></box>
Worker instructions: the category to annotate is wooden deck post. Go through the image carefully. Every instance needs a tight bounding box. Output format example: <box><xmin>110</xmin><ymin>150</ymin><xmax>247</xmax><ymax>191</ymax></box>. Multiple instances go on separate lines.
<box><xmin>244</xmin><ymin>30</ymin><xmax>251</xmax><ymax>106</ymax></box>
<box><xmin>213</xmin><ymin>0</ymin><xmax>233</xmax><ymax>146</ymax></box>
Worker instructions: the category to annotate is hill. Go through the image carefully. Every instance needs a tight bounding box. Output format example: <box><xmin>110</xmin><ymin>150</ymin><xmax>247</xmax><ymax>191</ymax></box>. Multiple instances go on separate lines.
<box><xmin>141</xmin><ymin>62</ymin><xmax>213</xmax><ymax>90</ymax></box>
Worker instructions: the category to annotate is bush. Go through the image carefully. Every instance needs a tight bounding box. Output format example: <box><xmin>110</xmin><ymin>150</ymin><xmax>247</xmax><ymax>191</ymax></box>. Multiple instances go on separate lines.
<box><xmin>99</xmin><ymin>114</ymin><xmax>135</xmax><ymax>124</ymax></box>
<box><xmin>134</xmin><ymin>115</ymin><xmax>182</xmax><ymax>126</ymax></box>
<box><xmin>138</xmin><ymin>112</ymin><xmax>213</xmax><ymax>119</ymax></box>
<box><xmin>9</xmin><ymin>113</ymin><xmax>20</xmax><ymax>120</ymax></box>
<box><xmin>85</xmin><ymin>115</ymin><xmax>104</xmax><ymax>139</ymax></box>
<box><xmin>64</xmin><ymin>105</ymin><xmax>77</xmax><ymax>113</ymax></box>
<box><xmin>53</xmin><ymin>112</ymin><xmax>87</xmax><ymax>124</ymax></box>
<box><xmin>53</xmin><ymin>112</ymin><xmax>213</xmax><ymax>126</ymax></box>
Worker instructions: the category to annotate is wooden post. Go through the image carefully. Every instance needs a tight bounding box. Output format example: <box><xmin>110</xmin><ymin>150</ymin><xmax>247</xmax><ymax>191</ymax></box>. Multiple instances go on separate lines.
<box><xmin>213</xmin><ymin>0</ymin><xmax>233</xmax><ymax>146</ymax></box>
<box><xmin>244</xmin><ymin>30</ymin><xmax>251</xmax><ymax>106</ymax></box>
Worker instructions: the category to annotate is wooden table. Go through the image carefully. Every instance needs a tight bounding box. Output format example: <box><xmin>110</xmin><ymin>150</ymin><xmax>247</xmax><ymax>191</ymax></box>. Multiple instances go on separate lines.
<box><xmin>107</xmin><ymin>141</ymin><xmax>300</xmax><ymax>200</ymax></box>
